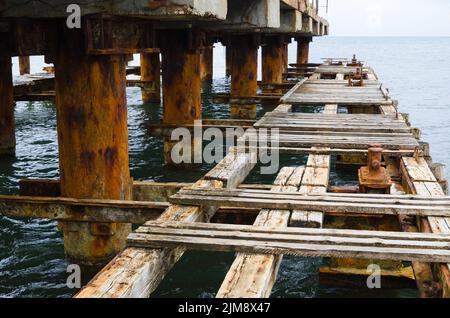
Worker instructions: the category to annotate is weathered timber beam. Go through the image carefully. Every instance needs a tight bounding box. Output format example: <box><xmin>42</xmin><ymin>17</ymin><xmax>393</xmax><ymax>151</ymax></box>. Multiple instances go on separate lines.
<box><xmin>0</xmin><ymin>195</ymin><xmax>166</xmax><ymax>223</ymax></box>
<box><xmin>214</xmin><ymin>93</ymin><xmax>282</xmax><ymax>104</ymax></box>
<box><xmin>170</xmin><ymin>188</ymin><xmax>450</xmax><ymax>217</ymax></box>
<box><xmin>128</xmin><ymin>221</ymin><xmax>450</xmax><ymax>263</ymax></box>
<box><xmin>401</xmin><ymin>156</ymin><xmax>450</xmax><ymax>297</ymax></box>
<box><xmin>18</xmin><ymin>179</ymin><xmax>270</xmax><ymax>201</ymax></box>
<box><xmin>147</xmin><ymin>119</ymin><xmax>255</xmax><ymax>138</ymax></box>
<box><xmin>290</xmin><ymin>104</ymin><xmax>336</xmax><ymax>227</ymax></box>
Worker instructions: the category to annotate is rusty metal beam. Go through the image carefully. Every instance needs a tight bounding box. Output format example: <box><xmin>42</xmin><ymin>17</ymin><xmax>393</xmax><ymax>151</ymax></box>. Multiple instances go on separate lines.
<box><xmin>160</xmin><ymin>29</ymin><xmax>202</xmax><ymax>166</ymax></box>
<box><xmin>54</xmin><ymin>29</ymin><xmax>132</xmax><ymax>266</ymax></box>
<box><xmin>140</xmin><ymin>52</ymin><xmax>161</xmax><ymax>103</ymax></box>
<box><xmin>296</xmin><ymin>36</ymin><xmax>312</xmax><ymax>65</ymax></box>
<box><xmin>200</xmin><ymin>46</ymin><xmax>213</xmax><ymax>82</ymax></box>
<box><xmin>262</xmin><ymin>36</ymin><xmax>285</xmax><ymax>94</ymax></box>
<box><xmin>0</xmin><ymin>55</ymin><xmax>15</xmax><ymax>155</ymax></box>
<box><xmin>18</xmin><ymin>55</ymin><xmax>29</xmax><ymax>74</ymax></box>
<box><xmin>230</xmin><ymin>34</ymin><xmax>259</xmax><ymax>119</ymax></box>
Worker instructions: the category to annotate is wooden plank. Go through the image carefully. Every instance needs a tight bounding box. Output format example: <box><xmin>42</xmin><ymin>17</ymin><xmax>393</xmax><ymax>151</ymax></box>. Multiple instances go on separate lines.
<box><xmin>0</xmin><ymin>195</ymin><xmax>166</xmax><ymax>223</ymax></box>
<box><xmin>280</xmin><ymin>77</ymin><xmax>308</xmax><ymax>103</ymax></box>
<box><xmin>272</xmin><ymin>104</ymin><xmax>293</xmax><ymax>113</ymax></box>
<box><xmin>76</xmin><ymin>151</ymin><xmax>255</xmax><ymax>298</ymax></box>
<box><xmin>170</xmin><ymin>188</ymin><xmax>450</xmax><ymax>217</ymax></box>
<box><xmin>401</xmin><ymin>157</ymin><xmax>450</xmax><ymax>297</ymax></box>
<box><xmin>216</xmin><ymin>166</ymin><xmax>304</xmax><ymax>298</ymax></box>
<box><xmin>403</xmin><ymin>157</ymin><xmax>438</xmax><ymax>182</ymax></box>
<box><xmin>239</xmin><ymin>146</ymin><xmax>415</xmax><ymax>157</ymax></box>
<box><xmin>128</xmin><ymin>221</ymin><xmax>450</xmax><ymax>263</ymax></box>
<box><xmin>204</xmin><ymin>149</ymin><xmax>257</xmax><ymax>189</ymax></box>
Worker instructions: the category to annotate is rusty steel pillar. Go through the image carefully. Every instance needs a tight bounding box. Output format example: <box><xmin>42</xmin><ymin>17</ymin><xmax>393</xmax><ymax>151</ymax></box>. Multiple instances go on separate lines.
<box><xmin>160</xmin><ymin>29</ymin><xmax>202</xmax><ymax>166</ymax></box>
<box><xmin>262</xmin><ymin>36</ymin><xmax>284</xmax><ymax>94</ymax></box>
<box><xmin>225</xmin><ymin>45</ymin><xmax>232</xmax><ymax>77</ymax></box>
<box><xmin>0</xmin><ymin>56</ymin><xmax>15</xmax><ymax>155</ymax></box>
<box><xmin>54</xmin><ymin>30</ymin><xmax>132</xmax><ymax>266</ymax></box>
<box><xmin>296</xmin><ymin>37</ymin><xmax>312</xmax><ymax>65</ymax></box>
<box><xmin>230</xmin><ymin>34</ymin><xmax>259</xmax><ymax>119</ymax></box>
<box><xmin>140</xmin><ymin>52</ymin><xmax>161</xmax><ymax>103</ymax></box>
<box><xmin>19</xmin><ymin>56</ymin><xmax>30</xmax><ymax>75</ymax></box>
<box><xmin>200</xmin><ymin>46</ymin><xmax>213</xmax><ymax>82</ymax></box>
<box><xmin>281</xmin><ymin>42</ymin><xmax>289</xmax><ymax>75</ymax></box>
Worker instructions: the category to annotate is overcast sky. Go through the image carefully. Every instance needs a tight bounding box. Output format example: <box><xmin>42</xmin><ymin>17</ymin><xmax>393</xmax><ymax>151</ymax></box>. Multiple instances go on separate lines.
<box><xmin>319</xmin><ymin>0</ymin><xmax>450</xmax><ymax>36</ymax></box>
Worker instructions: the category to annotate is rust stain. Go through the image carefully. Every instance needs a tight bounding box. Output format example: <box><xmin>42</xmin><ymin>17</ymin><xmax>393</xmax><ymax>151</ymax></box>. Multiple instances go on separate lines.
<box><xmin>104</xmin><ymin>146</ymin><xmax>118</xmax><ymax>168</ymax></box>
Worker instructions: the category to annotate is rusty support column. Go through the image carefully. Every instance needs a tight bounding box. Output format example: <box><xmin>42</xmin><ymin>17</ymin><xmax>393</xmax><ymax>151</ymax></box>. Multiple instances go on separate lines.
<box><xmin>54</xmin><ymin>30</ymin><xmax>132</xmax><ymax>266</ymax></box>
<box><xmin>200</xmin><ymin>46</ymin><xmax>213</xmax><ymax>82</ymax></box>
<box><xmin>19</xmin><ymin>56</ymin><xmax>30</xmax><ymax>75</ymax></box>
<box><xmin>281</xmin><ymin>42</ymin><xmax>289</xmax><ymax>75</ymax></box>
<box><xmin>297</xmin><ymin>37</ymin><xmax>312</xmax><ymax>65</ymax></box>
<box><xmin>230</xmin><ymin>34</ymin><xmax>259</xmax><ymax>119</ymax></box>
<box><xmin>262</xmin><ymin>36</ymin><xmax>284</xmax><ymax>94</ymax></box>
<box><xmin>225</xmin><ymin>45</ymin><xmax>232</xmax><ymax>77</ymax></box>
<box><xmin>0</xmin><ymin>56</ymin><xmax>15</xmax><ymax>155</ymax></box>
<box><xmin>160</xmin><ymin>29</ymin><xmax>202</xmax><ymax>166</ymax></box>
<box><xmin>140</xmin><ymin>52</ymin><xmax>161</xmax><ymax>103</ymax></box>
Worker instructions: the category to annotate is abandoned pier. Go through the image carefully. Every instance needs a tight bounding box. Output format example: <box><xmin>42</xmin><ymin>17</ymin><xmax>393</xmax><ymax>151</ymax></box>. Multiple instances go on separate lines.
<box><xmin>1</xmin><ymin>1</ymin><xmax>449</xmax><ymax>298</ymax></box>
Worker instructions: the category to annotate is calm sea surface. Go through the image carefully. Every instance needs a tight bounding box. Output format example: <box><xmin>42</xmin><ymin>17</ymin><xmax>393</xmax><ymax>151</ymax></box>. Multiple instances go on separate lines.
<box><xmin>1</xmin><ymin>37</ymin><xmax>449</xmax><ymax>298</ymax></box>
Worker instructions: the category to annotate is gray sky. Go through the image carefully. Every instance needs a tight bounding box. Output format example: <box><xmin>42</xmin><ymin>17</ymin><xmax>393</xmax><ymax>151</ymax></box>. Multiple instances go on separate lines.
<box><xmin>320</xmin><ymin>0</ymin><xmax>450</xmax><ymax>36</ymax></box>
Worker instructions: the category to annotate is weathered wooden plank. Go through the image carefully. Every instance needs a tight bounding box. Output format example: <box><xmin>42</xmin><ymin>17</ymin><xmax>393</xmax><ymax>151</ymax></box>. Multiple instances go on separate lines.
<box><xmin>216</xmin><ymin>166</ymin><xmax>303</xmax><ymax>298</ymax></box>
<box><xmin>252</xmin><ymin>146</ymin><xmax>416</xmax><ymax>157</ymax></box>
<box><xmin>280</xmin><ymin>77</ymin><xmax>308</xmax><ymax>102</ymax></box>
<box><xmin>204</xmin><ymin>149</ymin><xmax>257</xmax><ymax>189</ymax></box>
<box><xmin>401</xmin><ymin>157</ymin><xmax>450</xmax><ymax>297</ymax></box>
<box><xmin>170</xmin><ymin>188</ymin><xmax>450</xmax><ymax>217</ymax></box>
<box><xmin>0</xmin><ymin>195</ymin><xmax>166</xmax><ymax>223</ymax></box>
<box><xmin>128</xmin><ymin>221</ymin><xmax>450</xmax><ymax>263</ymax></box>
<box><xmin>272</xmin><ymin>103</ymin><xmax>293</xmax><ymax>113</ymax></box>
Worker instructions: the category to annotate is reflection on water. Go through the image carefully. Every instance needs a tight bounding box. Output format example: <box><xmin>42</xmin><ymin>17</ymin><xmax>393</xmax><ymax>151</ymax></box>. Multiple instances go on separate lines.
<box><xmin>2</xmin><ymin>37</ymin><xmax>449</xmax><ymax>297</ymax></box>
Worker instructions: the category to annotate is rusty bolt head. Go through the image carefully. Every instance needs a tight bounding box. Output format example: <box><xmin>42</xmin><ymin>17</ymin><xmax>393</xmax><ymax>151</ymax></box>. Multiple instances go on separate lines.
<box><xmin>371</xmin><ymin>159</ymin><xmax>381</xmax><ymax>170</ymax></box>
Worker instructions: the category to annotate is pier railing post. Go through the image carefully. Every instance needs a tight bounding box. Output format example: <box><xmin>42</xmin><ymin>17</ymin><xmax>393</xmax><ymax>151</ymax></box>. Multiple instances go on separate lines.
<box><xmin>200</xmin><ymin>45</ymin><xmax>214</xmax><ymax>82</ymax></box>
<box><xmin>296</xmin><ymin>36</ymin><xmax>312</xmax><ymax>65</ymax></box>
<box><xmin>230</xmin><ymin>34</ymin><xmax>259</xmax><ymax>119</ymax></box>
<box><xmin>262</xmin><ymin>35</ymin><xmax>284</xmax><ymax>94</ymax></box>
<box><xmin>18</xmin><ymin>56</ymin><xmax>30</xmax><ymax>75</ymax></box>
<box><xmin>160</xmin><ymin>29</ymin><xmax>203</xmax><ymax>167</ymax></box>
<box><xmin>140</xmin><ymin>52</ymin><xmax>161</xmax><ymax>103</ymax></box>
<box><xmin>54</xmin><ymin>29</ymin><xmax>132</xmax><ymax>266</ymax></box>
<box><xmin>0</xmin><ymin>56</ymin><xmax>15</xmax><ymax>155</ymax></box>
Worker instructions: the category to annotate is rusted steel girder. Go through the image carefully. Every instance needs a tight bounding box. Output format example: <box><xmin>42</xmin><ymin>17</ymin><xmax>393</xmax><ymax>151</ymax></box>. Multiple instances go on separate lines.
<box><xmin>262</xmin><ymin>36</ymin><xmax>285</xmax><ymax>94</ymax></box>
<box><xmin>230</xmin><ymin>34</ymin><xmax>260</xmax><ymax>119</ymax></box>
<box><xmin>54</xmin><ymin>29</ymin><xmax>132</xmax><ymax>266</ymax></box>
<box><xmin>225</xmin><ymin>45</ymin><xmax>232</xmax><ymax>77</ymax></box>
<box><xmin>296</xmin><ymin>37</ymin><xmax>312</xmax><ymax>65</ymax></box>
<box><xmin>0</xmin><ymin>55</ymin><xmax>15</xmax><ymax>155</ymax></box>
<box><xmin>160</xmin><ymin>29</ymin><xmax>203</xmax><ymax>166</ymax></box>
<box><xmin>140</xmin><ymin>52</ymin><xmax>161</xmax><ymax>103</ymax></box>
<box><xmin>281</xmin><ymin>42</ymin><xmax>289</xmax><ymax>75</ymax></box>
<box><xmin>200</xmin><ymin>46</ymin><xmax>214</xmax><ymax>82</ymax></box>
<box><xmin>18</xmin><ymin>55</ymin><xmax>30</xmax><ymax>75</ymax></box>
